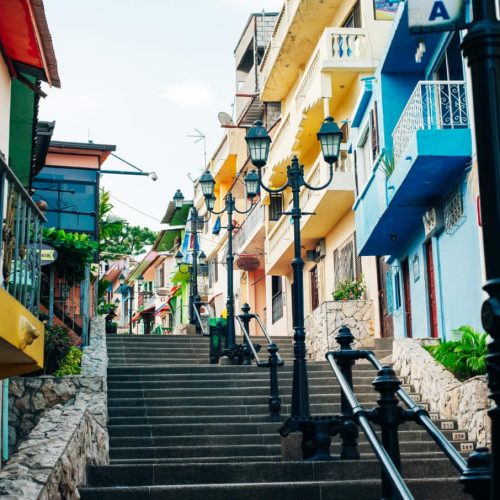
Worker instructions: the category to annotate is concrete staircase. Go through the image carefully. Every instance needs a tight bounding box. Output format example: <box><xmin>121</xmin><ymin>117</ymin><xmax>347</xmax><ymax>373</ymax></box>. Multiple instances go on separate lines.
<box><xmin>79</xmin><ymin>334</ymin><xmax>471</xmax><ymax>499</ymax></box>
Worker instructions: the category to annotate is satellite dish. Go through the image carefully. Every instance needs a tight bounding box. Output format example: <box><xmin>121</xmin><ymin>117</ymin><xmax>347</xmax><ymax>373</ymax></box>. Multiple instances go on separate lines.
<box><xmin>218</xmin><ymin>112</ymin><xmax>234</xmax><ymax>126</ymax></box>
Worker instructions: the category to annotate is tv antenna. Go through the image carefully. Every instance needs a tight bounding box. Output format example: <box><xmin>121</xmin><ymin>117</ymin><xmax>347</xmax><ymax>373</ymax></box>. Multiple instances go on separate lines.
<box><xmin>187</xmin><ymin>128</ymin><xmax>207</xmax><ymax>169</ymax></box>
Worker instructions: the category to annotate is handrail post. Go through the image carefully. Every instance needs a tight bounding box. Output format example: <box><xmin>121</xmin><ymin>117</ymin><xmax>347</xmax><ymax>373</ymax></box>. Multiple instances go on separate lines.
<box><xmin>240</xmin><ymin>303</ymin><xmax>253</xmax><ymax>365</ymax></box>
<box><xmin>335</xmin><ymin>325</ymin><xmax>360</xmax><ymax>460</ymax></box>
<box><xmin>460</xmin><ymin>447</ymin><xmax>491</xmax><ymax>499</ymax></box>
<box><xmin>268</xmin><ymin>342</ymin><xmax>282</xmax><ymax>421</ymax></box>
<box><xmin>371</xmin><ymin>366</ymin><xmax>404</xmax><ymax>500</ymax></box>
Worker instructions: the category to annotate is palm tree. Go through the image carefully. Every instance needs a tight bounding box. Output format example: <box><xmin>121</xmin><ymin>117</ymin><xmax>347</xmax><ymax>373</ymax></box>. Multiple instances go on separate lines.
<box><xmin>99</xmin><ymin>189</ymin><xmax>126</xmax><ymax>244</ymax></box>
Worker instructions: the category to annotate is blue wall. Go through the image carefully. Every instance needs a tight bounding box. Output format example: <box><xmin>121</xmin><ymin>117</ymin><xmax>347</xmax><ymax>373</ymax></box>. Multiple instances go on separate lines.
<box><xmin>390</xmin><ymin>176</ymin><xmax>483</xmax><ymax>339</ymax></box>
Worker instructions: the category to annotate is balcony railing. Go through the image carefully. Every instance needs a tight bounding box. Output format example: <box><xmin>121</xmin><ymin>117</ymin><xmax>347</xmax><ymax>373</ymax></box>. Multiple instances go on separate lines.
<box><xmin>392</xmin><ymin>81</ymin><xmax>469</xmax><ymax>166</ymax></box>
<box><xmin>0</xmin><ymin>155</ymin><xmax>46</xmax><ymax>316</ymax></box>
<box><xmin>234</xmin><ymin>202</ymin><xmax>265</xmax><ymax>252</ymax></box>
<box><xmin>327</xmin><ymin>28</ymin><xmax>370</xmax><ymax>62</ymax></box>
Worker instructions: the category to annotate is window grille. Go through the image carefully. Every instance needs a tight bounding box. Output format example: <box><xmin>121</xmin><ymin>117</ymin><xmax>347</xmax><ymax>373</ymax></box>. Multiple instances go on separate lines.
<box><xmin>444</xmin><ymin>186</ymin><xmax>464</xmax><ymax>233</ymax></box>
<box><xmin>310</xmin><ymin>266</ymin><xmax>319</xmax><ymax>310</ymax></box>
<box><xmin>269</xmin><ymin>193</ymin><xmax>283</xmax><ymax>221</ymax></box>
<box><xmin>385</xmin><ymin>269</ymin><xmax>394</xmax><ymax>315</ymax></box>
<box><xmin>271</xmin><ymin>276</ymin><xmax>283</xmax><ymax>323</ymax></box>
<box><xmin>333</xmin><ymin>233</ymin><xmax>362</xmax><ymax>287</ymax></box>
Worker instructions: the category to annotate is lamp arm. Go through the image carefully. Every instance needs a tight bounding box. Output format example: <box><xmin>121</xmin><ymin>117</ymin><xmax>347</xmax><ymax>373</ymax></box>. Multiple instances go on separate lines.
<box><xmin>303</xmin><ymin>164</ymin><xmax>334</xmax><ymax>191</ymax></box>
<box><xmin>233</xmin><ymin>198</ymin><xmax>256</xmax><ymax>215</ymax></box>
<box><xmin>257</xmin><ymin>169</ymin><xmax>288</xmax><ymax>194</ymax></box>
<box><xmin>199</xmin><ymin>213</ymin><xmax>212</xmax><ymax>223</ymax></box>
<box><xmin>207</xmin><ymin>206</ymin><xmax>227</xmax><ymax>216</ymax></box>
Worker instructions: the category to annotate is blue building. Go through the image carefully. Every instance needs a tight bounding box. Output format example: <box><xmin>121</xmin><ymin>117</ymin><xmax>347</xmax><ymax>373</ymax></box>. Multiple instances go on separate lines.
<box><xmin>351</xmin><ymin>3</ymin><xmax>483</xmax><ymax>340</ymax></box>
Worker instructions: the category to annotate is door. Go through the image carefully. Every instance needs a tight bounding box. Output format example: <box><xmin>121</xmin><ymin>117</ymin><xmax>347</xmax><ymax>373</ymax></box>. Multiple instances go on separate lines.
<box><xmin>376</xmin><ymin>257</ymin><xmax>394</xmax><ymax>338</ymax></box>
<box><xmin>310</xmin><ymin>266</ymin><xmax>319</xmax><ymax>311</ymax></box>
<box><xmin>402</xmin><ymin>259</ymin><xmax>413</xmax><ymax>338</ymax></box>
<box><xmin>425</xmin><ymin>240</ymin><xmax>439</xmax><ymax>338</ymax></box>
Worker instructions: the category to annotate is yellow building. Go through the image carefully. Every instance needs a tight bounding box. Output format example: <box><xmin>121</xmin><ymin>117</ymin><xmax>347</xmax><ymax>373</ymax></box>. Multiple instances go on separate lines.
<box><xmin>254</xmin><ymin>0</ymin><xmax>393</xmax><ymax>338</ymax></box>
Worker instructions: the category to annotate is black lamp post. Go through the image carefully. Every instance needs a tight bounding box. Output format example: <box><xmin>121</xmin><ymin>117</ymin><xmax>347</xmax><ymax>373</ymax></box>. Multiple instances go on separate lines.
<box><xmin>119</xmin><ymin>273</ymin><xmax>134</xmax><ymax>335</ymax></box>
<box><xmin>172</xmin><ymin>193</ymin><xmax>209</xmax><ymax>333</ymax></box>
<box><xmin>245</xmin><ymin>117</ymin><xmax>342</xmax><ymax>454</ymax></box>
<box><xmin>198</xmin><ymin>169</ymin><xmax>260</xmax><ymax>357</ymax></box>
<box><xmin>459</xmin><ymin>0</ymin><xmax>500</xmax><ymax>496</ymax></box>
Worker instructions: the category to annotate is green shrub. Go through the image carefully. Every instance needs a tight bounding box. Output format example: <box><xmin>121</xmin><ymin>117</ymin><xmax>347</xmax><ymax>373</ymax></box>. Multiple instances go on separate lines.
<box><xmin>53</xmin><ymin>346</ymin><xmax>83</xmax><ymax>376</ymax></box>
<box><xmin>333</xmin><ymin>275</ymin><xmax>366</xmax><ymax>301</ymax></box>
<box><xmin>44</xmin><ymin>325</ymin><xmax>72</xmax><ymax>375</ymax></box>
<box><xmin>424</xmin><ymin>325</ymin><xmax>488</xmax><ymax>380</ymax></box>
<box><xmin>98</xmin><ymin>302</ymin><xmax>116</xmax><ymax>315</ymax></box>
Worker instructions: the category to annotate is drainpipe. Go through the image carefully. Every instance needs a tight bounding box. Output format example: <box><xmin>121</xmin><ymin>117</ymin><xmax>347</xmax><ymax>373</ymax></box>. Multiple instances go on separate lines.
<box><xmin>2</xmin><ymin>379</ymin><xmax>8</xmax><ymax>462</ymax></box>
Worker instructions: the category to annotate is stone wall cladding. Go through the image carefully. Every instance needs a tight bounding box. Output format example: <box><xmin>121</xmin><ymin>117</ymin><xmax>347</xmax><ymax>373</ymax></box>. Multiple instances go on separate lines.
<box><xmin>305</xmin><ymin>300</ymin><xmax>375</xmax><ymax>361</ymax></box>
<box><xmin>393</xmin><ymin>339</ymin><xmax>491</xmax><ymax>447</ymax></box>
<box><xmin>0</xmin><ymin>316</ymin><xmax>108</xmax><ymax>499</ymax></box>
<box><xmin>8</xmin><ymin>317</ymin><xmax>107</xmax><ymax>451</ymax></box>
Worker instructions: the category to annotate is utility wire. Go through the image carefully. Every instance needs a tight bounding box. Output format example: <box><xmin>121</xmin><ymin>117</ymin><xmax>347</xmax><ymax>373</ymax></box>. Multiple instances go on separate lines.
<box><xmin>109</xmin><ymin>194</ymin><xmax>162</xmax><ymax>222</ymax></box>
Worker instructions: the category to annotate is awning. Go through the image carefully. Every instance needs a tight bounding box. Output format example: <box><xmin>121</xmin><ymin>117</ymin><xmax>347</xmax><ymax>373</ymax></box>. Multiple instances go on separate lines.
<box><xmin>132</xmin><ymin>303</ymin><xmax>155</xmax><ymax>322</ymax></box>
<box><xmin>0</xmin><ymin>0</ymin><xmax>61</xmax><ymax>87</ymax></box>
<box><xmin>154</xmin><ymin>302</ymin><xmax>170</xmax><ymax>317</ymax></box>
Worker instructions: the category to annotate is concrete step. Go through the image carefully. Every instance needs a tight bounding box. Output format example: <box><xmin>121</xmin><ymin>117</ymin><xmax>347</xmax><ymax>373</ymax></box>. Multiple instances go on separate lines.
<box><xmin>107</xmin><ymin>415</ymin><xmax>460</xmax><ymax>431</ymax></box>
<box><xmin>106</xmin><ymin>393</ymin><xmax>382</xmax><ymax>408</ymax></box>
<box><xmin>108</xmin><ymin>403</ymin><xmax>344</xmax><ymax>417</ymax></box>
<box><xmin>79</xmin><ymin>477</ymin><xmax>467</xmax><ymax>500</ymax></box>
<box><xmin>86</xmin><ymin>458</ymin><xmax>459</xmax><ymax>486</ymax></box>
<box><xmin>107</xmin><ymin>423</ymin><xmax>464</xmax><ymax>443</ymax></box>
<box><xmin>108</xmin><ymin>439</ymin><xmax>470</xmax><ymax>460</ymax></box>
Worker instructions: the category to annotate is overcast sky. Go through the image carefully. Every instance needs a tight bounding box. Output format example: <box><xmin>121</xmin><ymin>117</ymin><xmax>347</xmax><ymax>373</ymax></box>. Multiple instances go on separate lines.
<box><xmin>39</xmin><ymin>0</ymin><xmax>283</xmax><ymax>228</ymax></box>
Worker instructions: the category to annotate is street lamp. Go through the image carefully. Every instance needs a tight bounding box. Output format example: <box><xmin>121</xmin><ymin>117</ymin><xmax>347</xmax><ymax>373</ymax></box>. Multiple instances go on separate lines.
<box><xmin>245</xmin><ymin>117</ymin><xmax>342</xmax><ymax>457</ymax></box>
<box><xmin>199</xmin><ymin>169</ymin><xmax>260</xmax><ymax>359</ymax></box>
<box><xmin>119</xmin><ymin>272</ymin><xmax>134</xmax><ymax>335</ymax></box>
<box><xmin>173</xmin><ymin>193</ymin><xmax>210</xmax><ymax>333</ymax></box>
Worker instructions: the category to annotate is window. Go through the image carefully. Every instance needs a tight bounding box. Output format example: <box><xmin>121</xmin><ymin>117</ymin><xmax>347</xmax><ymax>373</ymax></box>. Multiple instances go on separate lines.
<box><xmin>333</xmin><ymin>233</ymin><xmax>362</xmax><ymax>287</ymax></box>
<box><xmin>269</xmin><ymin>193</ymin><xmax>283</xmax><ymax>221</ymax></box>
<box><xmin>156</xmin><ymin>264</ymin><xmax>165</xmax><ymax>288</ymax></box>
<box><xmin>370</xmin><ymin>102</ymin><xmax>379</xmax><ymax>162</ymax></box>
<box><xmin>310</xmin><ymin>266</ymin><xmax>319</xmax><ymax>310</ymax></box>
<box><xmin>209</xmin><ymin>256</ymin><xmax>218</xmax><ymax>287</ymax></box>
<box><xmin>444</xmin><ymin>185</ymin><xmax>464</xmax><ymax>233</ymax></box>
<box><xmin>394</xmin><ymin>270</ymin><xmax>402</xmax><ymax>310</ymax></box>
<box><xmin>434</xmin><ymin>33</ymin><xmax>464</xmax><ymax>81</ymax></box>
<box><xmin>343</xmin><ymin>1</ymin><xmax>361</xmax><ymax>27</ymax></box>
<box><xmin>271</xmin><ymin>276</ymin><xmax>283</xmax><ymax>323</ymax></box>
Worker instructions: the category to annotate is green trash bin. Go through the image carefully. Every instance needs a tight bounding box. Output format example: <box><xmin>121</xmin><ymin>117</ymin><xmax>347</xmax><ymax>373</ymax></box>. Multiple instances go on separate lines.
<box><xmin>209</xmin><ymin>318</ymin><xmax>226</xmax><ymax>364</ymax></box>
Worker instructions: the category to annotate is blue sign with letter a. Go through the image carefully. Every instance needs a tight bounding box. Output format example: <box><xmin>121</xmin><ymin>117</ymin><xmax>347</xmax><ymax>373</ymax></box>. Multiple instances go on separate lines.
<box><xmin>408</xmin><ymin>0</ymin><xmax>467</xmax><ymax>33</ymax></box>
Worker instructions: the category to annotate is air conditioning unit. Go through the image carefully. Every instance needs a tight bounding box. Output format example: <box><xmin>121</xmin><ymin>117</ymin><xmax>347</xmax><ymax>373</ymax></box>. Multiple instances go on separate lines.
<box><xmin>423</xmin><ymin>207</ymin><xmax>444</xmax><ymax>238</ymax></box>
<box><xmin>315</xmin><ymin>239</ymin><xmax>326</xmax><ymax>259</ymax></box>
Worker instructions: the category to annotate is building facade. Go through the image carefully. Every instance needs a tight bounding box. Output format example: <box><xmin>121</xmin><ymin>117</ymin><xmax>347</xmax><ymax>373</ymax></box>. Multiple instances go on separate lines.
<box><xmin>352</xmin><ymin>2</ymin><xmax>483</xmax><ymax>340</ymax></box>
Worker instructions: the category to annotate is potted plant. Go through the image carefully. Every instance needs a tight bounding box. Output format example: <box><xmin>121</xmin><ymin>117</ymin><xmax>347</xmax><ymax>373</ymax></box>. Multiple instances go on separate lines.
<box><xmin>333</xmin><ymin>274</ymin><xmax>366</xmax><ymax>301</ymax></box>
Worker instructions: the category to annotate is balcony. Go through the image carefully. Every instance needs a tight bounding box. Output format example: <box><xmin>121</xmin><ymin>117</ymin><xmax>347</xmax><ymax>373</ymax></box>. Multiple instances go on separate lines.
<box><xmin>266</xmin><ymin>147</ymin><xmax>355</xmax><ymax>275</ymax></box>
<box><xmin>233</xmin><ymin>202</ymin><xmax>265</xmax><ymax>257</ymax></box>
<box><xmin>0</xmin><ymin>155</ymin><xmax>45</xmax><ymax>377</ymax></box>
<box><xmin>260</xmin><ymin>0</ymin><xmax>349</xmax><ymax>101</ymax></box>
<box><xmin>264</xmin><ymin>26</ymin><xmax>380</xmax><ymax>174</ymax></box>
<box><xmin>355</xmin><ymin>80</ymin><xmax>472</xmax><ymax>257</ymax></box>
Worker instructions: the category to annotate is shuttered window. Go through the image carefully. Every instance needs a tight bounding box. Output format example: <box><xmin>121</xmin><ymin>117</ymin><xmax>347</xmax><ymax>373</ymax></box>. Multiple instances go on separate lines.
<box><xmin>370</xmin><ymin>101</ymin><xmax>379</xmax><ymax>161</ymax></box>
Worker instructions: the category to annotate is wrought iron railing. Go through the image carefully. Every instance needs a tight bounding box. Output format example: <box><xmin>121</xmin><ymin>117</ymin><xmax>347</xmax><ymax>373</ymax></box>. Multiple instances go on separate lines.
<box><xmin>237</xmin><ymin>303</ymin><xmax>284</xmax><ymax>421</ymax></box>
<box><xmin>323</xmin><ymin>325</ymin><xmax>486</xmax><ymax>500</ymax></box>
<box><xmin>0</xmin><ymin>155</ymin><xmax>46</xmax><ymax>316</ymax></box>
<box><xmin>392</xmin><ymin>81</ymin><xmax>469</xmax><ymax>166</ymax></box>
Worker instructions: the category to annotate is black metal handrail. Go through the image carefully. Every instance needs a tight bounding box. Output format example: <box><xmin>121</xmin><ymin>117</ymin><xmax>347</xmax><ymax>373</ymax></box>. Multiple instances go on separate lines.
<box><xmin>237</xmin><ymin>302</ymin><xmax>283</xmax><ymax>421</ymax></box>
<box><xmin>364</xmin><ymin>350</ymin><xmax>468</xmax><ymax>474</ymax></box>
<box><xmin>326</xmin><ymin>352</ymin><xmax>413</xmax><ymax>500</ymax></box>
<box><xmin>325</xmin><ymin>325</ymin><xmax>489</xmax><ymax>500</ymax></box>
<box><xmin>193</xmin><ymin>303</ymin><xmax>209</xmax><ymax>337</ymax></box>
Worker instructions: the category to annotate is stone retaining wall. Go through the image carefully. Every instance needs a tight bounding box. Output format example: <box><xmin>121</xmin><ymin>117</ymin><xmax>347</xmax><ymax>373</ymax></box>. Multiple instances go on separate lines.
<box><xmin>305</xmin><ymin>300</ymin><xmax>375</xmax><ymax>361</ymax></box>
<box><xmin>393</xmin><ymin>339</ymin><xmax>491</xmax><ymax>447</ymax></box>
<box><xmin>0</xmin><ymin>316</ymin><xmax>108</xmax><ymax>499</ymax></box>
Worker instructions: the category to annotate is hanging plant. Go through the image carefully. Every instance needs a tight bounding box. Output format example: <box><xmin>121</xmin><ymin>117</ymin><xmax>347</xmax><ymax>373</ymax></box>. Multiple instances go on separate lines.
<box><xmin>43</xmin><ymin>228</ymin><xmax>98</xmax><ymax>282</ymax></box>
